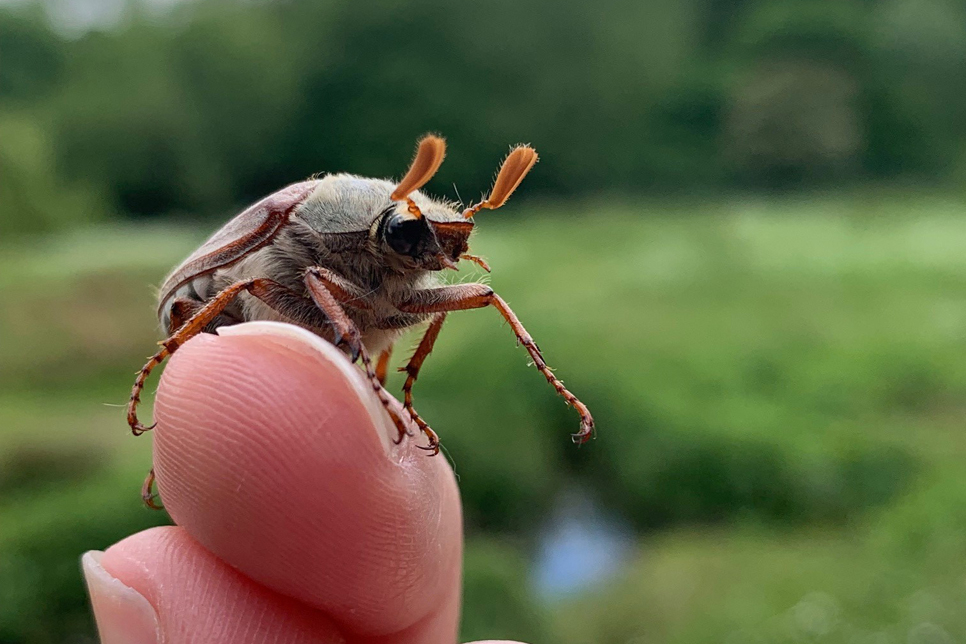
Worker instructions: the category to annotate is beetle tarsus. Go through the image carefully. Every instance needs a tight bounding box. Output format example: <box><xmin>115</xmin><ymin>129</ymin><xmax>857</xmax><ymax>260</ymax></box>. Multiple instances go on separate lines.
<box><xmin>401</xmin><ymin>405</ymin><xmax>440</xmax><ymax>455</ymax></box>
<box><xmin>416</xmin><ymin>439</ymin><xmax>441</xmax><ymax>456</ymax></box>
<box><xmin>348</xmin><ymin>343</ymin><xmax>362</xmax><ymax>363</ymax></box>
<box><xmin>353</xmin><ymin>342</ymin><xmax>415</xmax><ymax>444</ymax></box>
<box><xmin>392</xmin><ymin>422</ymin><xmax>416</xmax><ymax>444</ymax></box>
<box><xmin>128</xmin><ymin>346</ymin><xmax>171</xmax><ymax>438</ymax></box>
<box><xmin>142</xmin><ymin>469</ymin><xmax>164</xmax><ymax>510</ymax></box>
<box><xmin>397</xmin><ymin>314</ymin><xmax>447</xmax><ymax>456</ymax></box>
<box><xmin>334</xmin><ymin>335</ymin><xmax>362</xmax><ymax>362</ymax></box>
<box><xmin>413</xmin><ymin>421</ymin><xmax>441</xmax><ymax>455</ymax></box>
<box><xmin>571</xmin><ymin>417</ymin><xmax>596</xmax><ymax>445</ymax></box>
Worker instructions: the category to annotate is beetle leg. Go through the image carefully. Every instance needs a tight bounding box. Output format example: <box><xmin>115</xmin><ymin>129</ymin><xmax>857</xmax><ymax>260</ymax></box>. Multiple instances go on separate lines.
<box><xmin>130</xmin><ymin>280</ymin><xmax>255</xmax><ymax>436</ymax></box>
<box><xmin>142</xmin><ymin>468</ymin><xmax>163</xmax><ymax>510</ymax></box>
<box><xmin>395</xmin><ymin>284</ymin><xmax>595</xmax><ymax>444</ymax></box>
<box><xmin>129</xmin><ymin>348</ymin><xmax>170</xmax><ymax>435</ymax></box>
<box><xmin>305</xmin><ymin>267</ymin><xmax>373</xmax><ymax>310</ymax></box>
<box><xmin>375</xmin><ymin>346</ymin><xmax>393</xmax><ymax>385</ymax></box>
<box><xmin>304</xmin><ymin>269</ymin><xmax>364</xmax><ymax>361</ymax></box>
<box><xmin>128</xmin><ymin>278</ymin><xmax>332</xmax><ymax>438</ymax></box>
<box><xmin>130</xmin><ymin>276</ymin><xmax>416</xmax><ymax>505</ymax></box>
<box><xmin>399</xmin><ymin>314</ymin><xmax>447</xmax><ymax>455</ymax></box>
<box><xmin>304</xmin><ymin>268</ymin><xmax>414</xmax><ymax>444</ymax></box>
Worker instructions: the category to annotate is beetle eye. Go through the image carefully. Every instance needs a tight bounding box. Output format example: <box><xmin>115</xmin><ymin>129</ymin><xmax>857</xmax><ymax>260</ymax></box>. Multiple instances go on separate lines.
<box><xmin>385</xmin><ymin>214</ymin><xmax>426</xmax><ymax>256</ymax></box>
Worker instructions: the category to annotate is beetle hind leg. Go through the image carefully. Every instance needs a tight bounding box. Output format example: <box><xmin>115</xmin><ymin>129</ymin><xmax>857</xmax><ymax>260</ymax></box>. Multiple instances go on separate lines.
<box><xmin>128</xmin><ymin>350</ymin><xmax>169</xmax><ymax>435</ymax></box>
<box><xmin>127</xmin><ymin>298</ymin><xmax>203</xmax><ymax>436</ymax></box>
<box><xmin>127</xmin><ymin>281</ymin><xmax>259</xmax><ymax>437</ymax></box>
<box><xmin>166</xmin><ymin>297</ymin><xmax>203</xmax><ymax>334</ymax></box>
<box><xmin>128</xmin><ymin>278</ymin><xmax>322</xmax><ymax>437</ymax></box>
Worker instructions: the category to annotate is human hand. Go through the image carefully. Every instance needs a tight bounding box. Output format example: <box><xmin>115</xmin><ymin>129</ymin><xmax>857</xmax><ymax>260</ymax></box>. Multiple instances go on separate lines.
<box><xmin>82</xmin><ymin>321</ymin><xmax>520</xmax><ymax>644</ymax></box>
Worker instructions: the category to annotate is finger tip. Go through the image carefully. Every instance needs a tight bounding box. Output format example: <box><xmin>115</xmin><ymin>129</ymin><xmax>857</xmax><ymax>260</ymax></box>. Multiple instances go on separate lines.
<box><xmin>157</xmin><ymin>321</ymin><xmax>397</xmax><ymax>457</ymax></box>
<box><xmin>147</xmin><ymin>322</ymin><xmax>462</xmax><ymax>632</ymax></box>
<box><xmin>152</xmin><ymin>322</ymin><xmax>399</xmax><ymax>529</ymax></box>
<box><xmin>215</xmin><ymin>321</ymin><xmax>398</xmax><ymax>453</ymax></box>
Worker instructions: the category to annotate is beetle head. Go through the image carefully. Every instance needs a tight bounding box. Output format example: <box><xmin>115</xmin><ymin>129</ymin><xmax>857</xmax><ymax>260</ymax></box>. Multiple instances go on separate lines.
<box><xmin>378</xmin><ymin>206</ymin><xmax>472</xmax><ymax>271</ymax></box>
<box><xmin>384</xmin><ymin>135</ymin><xmax>538</xmax><ymax>272</ymax></box>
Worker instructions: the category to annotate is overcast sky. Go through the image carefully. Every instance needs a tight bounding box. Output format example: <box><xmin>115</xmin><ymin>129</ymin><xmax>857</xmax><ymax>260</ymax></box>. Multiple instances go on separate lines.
<box><xmin>3</xmin><ymin>0</ymin><xmax>191</xmax><ymax>36</ymax></box>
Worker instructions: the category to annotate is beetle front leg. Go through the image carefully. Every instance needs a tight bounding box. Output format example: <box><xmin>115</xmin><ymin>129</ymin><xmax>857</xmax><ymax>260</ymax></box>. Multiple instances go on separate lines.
<box><xmin>304</xmin><ymin>268</ymin><xmax>366</xmax><ymax>361</ymax></box>
<box><xmin>304</xmin><ymin>268</ymin><xmax>414</xmax><ymax>444</ymax></box>
<box><xmin>306</xmin><ymin>266</ymin><xmax>373</xmax><ymax>311</ymax></box>
<box><xmin>395</xmin><ymin>284</ymin><xmax>595</xmax><ymax>444</ymax></box>
<box><xmin>141</xmin><ymin>468</ymin><xmax>162</xmax><ymax>510</ymax></box>
<box><xmin>399</xmin><ymin>314</ymin><xmax>447</xmax><ymax>454</ymax></box>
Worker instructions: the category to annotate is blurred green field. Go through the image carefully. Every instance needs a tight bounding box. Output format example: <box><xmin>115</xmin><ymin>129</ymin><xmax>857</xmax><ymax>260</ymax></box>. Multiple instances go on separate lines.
<box><xmin>2</xmin><ymin>194</ymin><xmax>966</xmax><ymax>643</ymax></box>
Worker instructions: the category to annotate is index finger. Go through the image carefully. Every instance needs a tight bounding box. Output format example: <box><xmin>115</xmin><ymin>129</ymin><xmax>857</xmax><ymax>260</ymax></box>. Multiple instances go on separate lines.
<box><xmin>150</xmin><ymin>322</ymin><xmax>463</xmax><ymax>637</ymax></box>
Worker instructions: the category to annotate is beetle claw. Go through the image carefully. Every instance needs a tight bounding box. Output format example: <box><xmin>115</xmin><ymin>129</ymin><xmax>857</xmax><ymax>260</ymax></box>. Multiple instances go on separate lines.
<box><xmin>416</xmin><ymin>441</ymin><xmax>441</xmax><ymax>456</ymax></box>
<box><xmin>131</xmin><ymin>422</ymin><xmax>156</xmax><ymax>436</ymax></box>
<box><xmin>334</xmin><ymin>335</ymin><xmax>362</xmax><ymax>362</ymax></box>
<box><xmin>571</xmin><ymin>418</ymin><xmax>595</xmax><ymax>445</ymax></box>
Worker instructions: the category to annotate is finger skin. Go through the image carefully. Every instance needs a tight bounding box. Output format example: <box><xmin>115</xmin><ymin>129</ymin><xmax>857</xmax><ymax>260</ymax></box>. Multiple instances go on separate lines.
<box><xmin>99</xmin><ymin>526</ymin><xmax>343</xmax><ymax>644</ymax></box>
<box><xmin>151</xmin><ymin>322</ymin><xmax>463</xmax><ymax>638</ymax></box>
<box><xmin>95</xmin><ymin>525</ymin><xmax>518</xmax><ymax>644</ymax></box>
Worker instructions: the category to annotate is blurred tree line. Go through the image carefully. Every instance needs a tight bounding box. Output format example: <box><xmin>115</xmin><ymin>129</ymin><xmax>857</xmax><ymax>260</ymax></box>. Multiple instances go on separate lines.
<box><xmin>2</xmin><ymin>0</ymin><xmax>966</xmax><ymax>236</ymax></box>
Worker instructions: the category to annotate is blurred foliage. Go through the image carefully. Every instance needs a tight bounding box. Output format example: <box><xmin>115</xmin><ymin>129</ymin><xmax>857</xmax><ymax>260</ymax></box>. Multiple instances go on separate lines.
<box><xmin>461</xmin><ymin>539</ymin><xmax>552</xmax><ymax>643</ymax></box>
<box><xmin>554</xmin><ymin>469</ymin><xmax>966</xmax><ymax>644</ymax></box>
<box><xmin>3</xmin><ymin>0</ymin><xmax>966</xmax><ymax>236</ymax></box>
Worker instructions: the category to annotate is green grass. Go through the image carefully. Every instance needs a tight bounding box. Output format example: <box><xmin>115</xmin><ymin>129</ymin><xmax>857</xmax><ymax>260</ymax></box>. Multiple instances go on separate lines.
<box><xmin>2</xmin><ymin>193</ymin><xmax>966</xmax><ymax>642</ymax></box>
<box><xmin>552</xmin><ymin>465</ymin><xmax>966</xmax><ymax>644</ymax></box>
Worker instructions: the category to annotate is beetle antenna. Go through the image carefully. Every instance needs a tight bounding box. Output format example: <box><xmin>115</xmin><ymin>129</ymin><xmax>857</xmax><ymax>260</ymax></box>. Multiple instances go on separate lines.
<box><xmin>463</xmin><ymin>145</ymin><xmax>538</xmax><ymax>219</ymax></box>
<box><xmin>391</xmin><ymin>134</ymin><xmax>447</xmax><ymax>219</ymax></box>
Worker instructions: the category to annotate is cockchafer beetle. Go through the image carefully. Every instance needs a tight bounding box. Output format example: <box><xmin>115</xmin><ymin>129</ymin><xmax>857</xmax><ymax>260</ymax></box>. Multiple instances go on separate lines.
<box><xmin>128</xmin><ymin>135</ymin><xmax>594</xmax><ymax>507</ymax></box>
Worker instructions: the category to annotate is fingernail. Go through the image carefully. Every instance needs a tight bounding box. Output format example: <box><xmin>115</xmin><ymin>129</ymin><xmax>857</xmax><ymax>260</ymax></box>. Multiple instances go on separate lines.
<box><xmin>82</xmin><ymin>551</ymin><xmax>160</xmax><ymax>644</ymax></box>
<box><xmin>216</xmin><ymin>321</ymin><xmax>397</xmax><ymax>453</ymax></box>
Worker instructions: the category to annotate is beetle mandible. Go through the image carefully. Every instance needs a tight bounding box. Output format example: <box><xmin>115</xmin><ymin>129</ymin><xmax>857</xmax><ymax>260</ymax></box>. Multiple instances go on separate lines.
<box><xmin>128</xmin><ymin>135</ymin><xmax>595</xmax><ymax>507</ymax></box>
